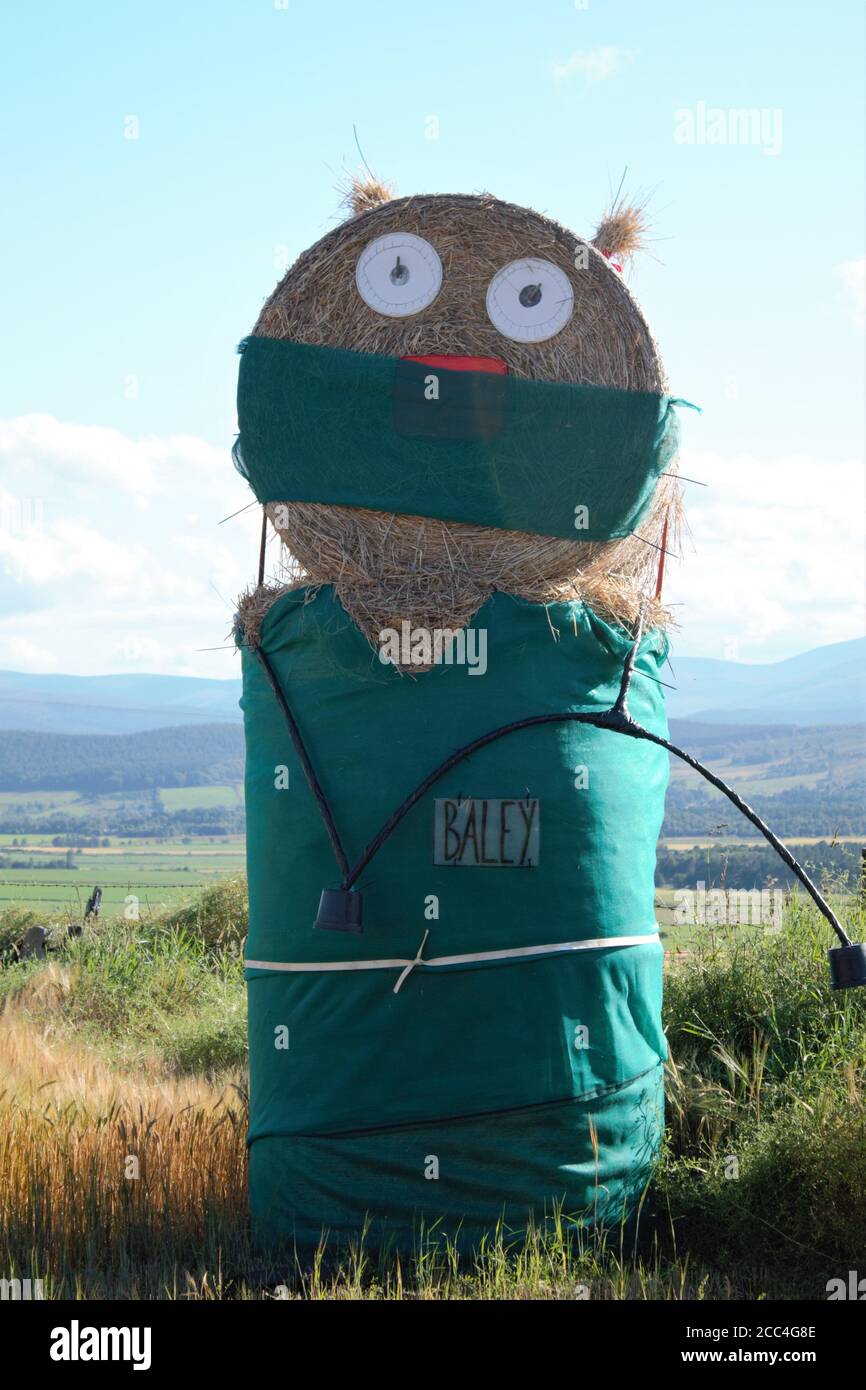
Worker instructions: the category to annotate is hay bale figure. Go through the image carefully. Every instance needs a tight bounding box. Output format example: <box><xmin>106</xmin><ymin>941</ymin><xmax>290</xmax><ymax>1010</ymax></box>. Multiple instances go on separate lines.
<box><xmin>234</xmin><ymin>178</ymin><xmax>686</xmax><ymax>1252</ymax></box>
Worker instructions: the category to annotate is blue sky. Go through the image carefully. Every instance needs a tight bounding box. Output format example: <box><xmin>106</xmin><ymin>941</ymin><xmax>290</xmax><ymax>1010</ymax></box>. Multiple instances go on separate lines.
<box><xmin>1</xmin><ymin>0</ymin><xmax>863</xmax><ymax>676</ymax></box>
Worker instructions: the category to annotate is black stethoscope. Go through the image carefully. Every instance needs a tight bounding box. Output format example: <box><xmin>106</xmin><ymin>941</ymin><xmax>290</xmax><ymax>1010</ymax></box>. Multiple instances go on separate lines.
<box><xmin>250</xmin><ymin>614</ymin><xmax>865</xmax><ymax>991</ymax></box>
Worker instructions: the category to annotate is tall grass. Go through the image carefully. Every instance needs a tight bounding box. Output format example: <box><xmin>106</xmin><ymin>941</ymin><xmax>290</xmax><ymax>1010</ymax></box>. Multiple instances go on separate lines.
<box><xmin>0</xmin><ymin>1008</ymin><xmax>248</xmax><ymax>1298</ymax></box>
<box><xmin>657</xmin><ymin>890</ymin><xmax>866</xmax><ymax>1282</ymax></box>
<box><xmin>0</xmin><ymin>899</ymin><xmax>248</xmax><ymax>1073</ymax></box>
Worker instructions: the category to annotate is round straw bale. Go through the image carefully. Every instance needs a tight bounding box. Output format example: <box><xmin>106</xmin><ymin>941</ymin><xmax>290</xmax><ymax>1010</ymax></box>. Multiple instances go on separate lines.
<box><xmin>241</xmin><ymin>191</ymin><xmax>680</xmax><ymax>662</ymax></box>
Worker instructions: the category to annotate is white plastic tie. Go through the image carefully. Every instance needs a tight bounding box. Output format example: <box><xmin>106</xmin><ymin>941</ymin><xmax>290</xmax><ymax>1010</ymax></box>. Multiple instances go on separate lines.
<box><xmin>392</xmin><ymin>928</ymin><xmax>430</xmax><ymax>994</ymax></box>
<box><xmin>245</xmin><ymin>932</ymin><xmax>660</xmax><ymax>979</ymax></box>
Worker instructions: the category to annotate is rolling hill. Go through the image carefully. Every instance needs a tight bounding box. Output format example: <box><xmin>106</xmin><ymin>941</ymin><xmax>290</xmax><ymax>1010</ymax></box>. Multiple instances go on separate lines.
<box><xmin>0</xmin><ymin>634</ymin><xmax>863</xmax><ymax>734</ymax></box>
<box><xmin>665</xmin><ymin>636</ymin><xmax>866</xmax><ymax>725</ymax></box>
<box><xmin>0</xmin><ymin>670</ymin><xmax>243</xmax><ymax>735</ymax></box>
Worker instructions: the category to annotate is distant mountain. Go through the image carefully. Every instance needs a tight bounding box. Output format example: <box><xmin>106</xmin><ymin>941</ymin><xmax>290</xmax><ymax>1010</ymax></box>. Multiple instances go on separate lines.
<box><xmin>666</xmin><ymin>637</ymin><xmax>866</xmax><ymax>725</ymax></box>
<box><xmin>0</xmin><ymin>634</ymin><xmax>863</xmax><ymax>734</ymax></box>
<box><xmin>0</xmin><ymin>670</ymin><xmax>243</xmax><ymax>735</ymax></box>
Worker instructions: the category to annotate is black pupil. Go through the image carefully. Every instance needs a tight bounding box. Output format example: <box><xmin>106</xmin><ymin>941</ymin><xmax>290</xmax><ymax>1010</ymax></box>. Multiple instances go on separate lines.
<box><xmin>391</xmin><ymin>256</ymin><xmax>410</xmax><ymax>286</ymax></box>
<box><xmin>519</xmin><ymin>283</ymin><xmax>542</xmax><ymax>307</ymax></box>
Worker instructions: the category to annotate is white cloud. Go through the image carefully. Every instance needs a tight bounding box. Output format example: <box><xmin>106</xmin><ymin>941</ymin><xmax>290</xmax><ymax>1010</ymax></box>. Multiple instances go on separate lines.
<box><xmin>111</xmin><ymin>635</ymin><xmax>177</xmax><ymax>671</ymax></box>
<box><xmin>552</xmin><ymin>46</ymin><xmax>634</xmax><ymax>82</ymax></box>
<box><xmin>835</xmin><ymin>257</ymin><xmax>865</xmax><ymax>326</ymax></box>
<box><xmin>664</xmin><ymin>449</ymin><xmax>866</xmax><ymax>661</ymax></box>
<box><xmin>0</xmin><ymin>417</ymin><xmax>258</xmax><ymax>677</ymax></box>
<box><xmin>0</xmin><ymin>414</ymin><xmax>225</xmax><ymax>496</ymax></box>
<box><xmin>1</xmin><ymin>635</ymin><xmax>57</xmax><ymax>671</ymax></box>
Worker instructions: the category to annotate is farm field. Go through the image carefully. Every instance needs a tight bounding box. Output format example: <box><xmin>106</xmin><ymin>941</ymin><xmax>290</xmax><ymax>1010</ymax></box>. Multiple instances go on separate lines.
<box><xmin>660</xmin><ymin>834</ymin><xmax>866</xmax><ymax>848</ymax></box>
<box><xmin>0</xmin><ymin>790</ymin><xmax>82</xmax><ymax>811</ymax></box>
<box><xmin>0</xmin><ymin>783</ymin><xmax>244</xmax><ymax>822</ymax></box>
<box><xmin>159</xmin><ymin>784</ymin><xmax>244</xmax><ymax>810</ymax></box>
<box><xmin>0</xmin><ymin>836</ymin><xmax>246</xmax><ymax>917</ymax></box>
<box><xmin>666</xmin><ymin>759</ymin><xmax>834</xmax><ymax>797</ymax></box>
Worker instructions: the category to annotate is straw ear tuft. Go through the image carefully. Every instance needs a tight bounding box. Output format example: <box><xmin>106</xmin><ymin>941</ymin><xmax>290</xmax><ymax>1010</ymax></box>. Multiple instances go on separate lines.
<box><xmin>340</xmin><ymin>172</ymin><xmax>395</xmax><ymax>218</ymax></box>
<box><xmin>591</xmin><ymin>199</ymin><xmax>648</xmax><ymax>262</ymax></box>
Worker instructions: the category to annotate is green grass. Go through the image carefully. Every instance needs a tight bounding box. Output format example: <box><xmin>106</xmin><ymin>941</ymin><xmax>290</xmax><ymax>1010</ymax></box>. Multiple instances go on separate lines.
<box><xmin>0</xmin><ymin>789</ymin><xmax>148</xmax><ymax>822</ymax></box>
<box><xmin>0</xmin><ymin>878</ymin><xmax>248</xmax><ymax>1071</ymax></box>
<box><xmin>669</xmin><ymin>763</ymin><xmax>829</xmax><ymax>796</ymax></box>
<box><xmin>0</xmin><ymin>783</ymin><xmax>243</xmax><ymax>820</ymax></box>
<box><xmin>0</xmin><ymin>790</ymin><xmax>81</xmax><ymax>808</ymax></box>
<box><xmin>158</xmin><ymin>784</ymin><xmax>244</xmax><ymax>811</ymax></box>
<box><xmin>657</xmin><ymin>892</ymin><xmax>866</xmax><ymax>1282</ymax></box>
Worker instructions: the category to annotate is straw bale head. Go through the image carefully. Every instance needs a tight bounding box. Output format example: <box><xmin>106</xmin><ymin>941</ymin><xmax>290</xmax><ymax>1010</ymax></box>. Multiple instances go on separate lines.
<box><xmin>243</xmin><ymin>182</ymin><xmax>676</xmax><ymax>654</ymax></box>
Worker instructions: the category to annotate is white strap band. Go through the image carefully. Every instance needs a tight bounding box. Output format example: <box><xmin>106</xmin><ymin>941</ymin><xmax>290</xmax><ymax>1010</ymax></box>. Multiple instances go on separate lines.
<box><xmin>246</xmin><ymin>930</ymin><xmax>660</xmax><ymax>993</ymax></box>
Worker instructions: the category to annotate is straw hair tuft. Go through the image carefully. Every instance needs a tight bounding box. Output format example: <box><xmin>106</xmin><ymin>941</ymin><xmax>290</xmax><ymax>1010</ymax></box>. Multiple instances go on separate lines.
<box><xmin>592</xmin><ymin>198</ymin><xmax>648</xmax><ymax>262</ymax></box>
<box><xmin>340</xmin><ymin>172</ymin><xmax>395</xmax><ymax>218</ymax></box>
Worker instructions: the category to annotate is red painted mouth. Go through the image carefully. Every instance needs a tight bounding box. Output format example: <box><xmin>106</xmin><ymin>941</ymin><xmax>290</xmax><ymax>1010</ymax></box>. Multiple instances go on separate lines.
<box><xmin>402</xmin><ymin>353</ymin><xmax>508</xmax><ymax>375</ymax></box>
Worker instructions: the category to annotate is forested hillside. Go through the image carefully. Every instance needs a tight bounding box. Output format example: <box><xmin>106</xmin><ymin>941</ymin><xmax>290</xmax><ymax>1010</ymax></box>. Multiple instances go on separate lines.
<box><xmin>662</xmin><ymin>720</ymin><xmax>866</xmax><ymax>837</ymax></box>
<box><xmin>0</xmin><ymin>724</ymin><xmax>244</xmax><ymax>791</ymax></box>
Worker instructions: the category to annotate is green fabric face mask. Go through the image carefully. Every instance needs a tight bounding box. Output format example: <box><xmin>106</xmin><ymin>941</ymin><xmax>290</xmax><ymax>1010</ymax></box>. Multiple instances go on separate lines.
<box><xmin>234</xmin><ymin>335</ymin><xmax>695</xmax><ymax>542</ymax></box>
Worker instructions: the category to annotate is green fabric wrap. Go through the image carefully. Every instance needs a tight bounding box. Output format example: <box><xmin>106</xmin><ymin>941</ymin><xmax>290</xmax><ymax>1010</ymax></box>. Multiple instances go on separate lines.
<box><xmin>241</xmin><ymin>587</ymin><xmax>669</xmax><ymax>1249</ymax></box>
<box><xmin>234</xmin><ymin>335</ymin><xmax>685</xmax><ymax>541</ymax></box>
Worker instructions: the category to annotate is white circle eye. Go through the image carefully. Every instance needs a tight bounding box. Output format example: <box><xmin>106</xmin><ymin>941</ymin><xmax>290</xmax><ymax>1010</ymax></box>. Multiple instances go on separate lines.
<box><xmin>355</xmin><ymin>233</ymin><xmax>443</xmax><ymax>317</ymax></box>
<box><xmin>485</xmin><ymin>258</ymin><xmax>574</xmax><ymax>342</ymax></box>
